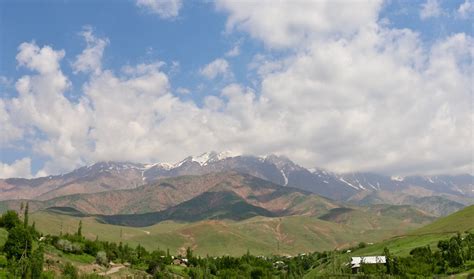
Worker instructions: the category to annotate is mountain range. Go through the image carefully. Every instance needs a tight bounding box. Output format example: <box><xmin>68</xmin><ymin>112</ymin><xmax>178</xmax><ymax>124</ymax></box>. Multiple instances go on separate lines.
<box><xmin>1</xmin><ymin>151</ymin><xmax>472</xmax><ymax>217</ymax></box>
<box><xmin>25</xmin><ymin>171</ymin><xmax>440</xmax><ymax>255</ymax></box>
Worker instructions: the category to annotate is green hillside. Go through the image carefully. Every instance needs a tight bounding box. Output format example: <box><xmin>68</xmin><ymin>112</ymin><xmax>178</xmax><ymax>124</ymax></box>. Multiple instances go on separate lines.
<box><xmin>412</xmin><ymin>204</ymin><xmax>474</xmax><ymax>235</ymax></box>
<box><xmin>352</xmin><ymin>205</ymin><xmax>474</xmax><ymax>257</ymax></box>
<box><xmin>30</xmin><ymin>204</ymin><xmax>430</xmax><ymax>257</ymax></box>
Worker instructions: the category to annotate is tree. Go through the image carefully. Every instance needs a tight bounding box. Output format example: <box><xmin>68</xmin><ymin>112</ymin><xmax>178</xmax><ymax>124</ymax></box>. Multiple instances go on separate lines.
<box><xmin>30</xmin><ymin>246</ymin><xmax>44</xmax><ymax>279</ymax></box>
<box><xmin>23</xmin><ymin>202</ymin><xmax>29</xmax><ymax>228</ymax></box>
<box><xmin>77</xmin><ymin>220</ymin><xmax>82</xmax><ymax>237</ymax></box>
<box><xmin>3</xmin><ymin>225</ymin><xmax>32</xmax><ymax>260</ymax></box>
<box><xmin>384</xmin><ymin>247</ymin><xmax>393</xmax><ymax>274</ymax></box>
<box><xmin>446</xmin><ymin>235</ymin><xmax>464</xmax><ymax>267</ymax></box>
<box><xmin>186</xmin><ymin>247</ymin><xmax>194</xmax><ymax>259</ymax></box>
<box><xmin>0</xmin><ymin>210</ymin><xmax>21</xmax><ymax>230</ymax></box>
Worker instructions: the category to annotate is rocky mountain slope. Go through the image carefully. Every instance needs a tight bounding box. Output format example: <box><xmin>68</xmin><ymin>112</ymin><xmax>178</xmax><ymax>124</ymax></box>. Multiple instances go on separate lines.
<box><xmin>1</xmin><ymin>172</ymin><xmax>337</xmax><ymax>216</ymax></box>
<box><xmin>1</xmin><ymin>152</ymin><xmax>472</xmax><ymax>216</ymax></box>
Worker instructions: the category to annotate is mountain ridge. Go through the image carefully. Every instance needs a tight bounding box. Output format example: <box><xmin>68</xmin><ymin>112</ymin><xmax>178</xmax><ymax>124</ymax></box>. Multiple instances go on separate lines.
<box><xmin>1</xmin><ymin>152</ymin><xmax>472</xmax><ymax>217</ymax></box>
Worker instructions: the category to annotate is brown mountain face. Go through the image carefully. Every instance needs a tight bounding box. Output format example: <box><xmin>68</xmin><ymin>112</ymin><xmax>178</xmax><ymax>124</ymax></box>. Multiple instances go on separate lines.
<box><xmin>0</xmin><ymin>162</ymin><xmax>146</xmax><ymax>201</ymax></box>
<box><xmin>1</xmin><ymin>155</ymin><xmax>471</xmax><ymax>217</ymax></box>
<box><xmin>1</xmin><ymin>172</ymin><xmax>340</xmax><ymax>217</ymax></box>
<box><xmin>94</xmin><ymin>174</ymin><xmax>435</xmax><ymax>227</ymax></box>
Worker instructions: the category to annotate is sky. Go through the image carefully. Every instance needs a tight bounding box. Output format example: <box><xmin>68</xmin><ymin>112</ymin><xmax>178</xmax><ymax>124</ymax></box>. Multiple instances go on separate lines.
<box><xmin>0</xmin><ymin>0</ymin><xmax>473</xmax><ymax>178</ymax></box>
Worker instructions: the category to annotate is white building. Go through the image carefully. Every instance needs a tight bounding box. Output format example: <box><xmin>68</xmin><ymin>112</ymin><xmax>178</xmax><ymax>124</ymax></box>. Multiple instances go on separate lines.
<box><xmin>351</xmin><ymin>256</ymin><xmax>386</xmax><ymax>272</ymax></box>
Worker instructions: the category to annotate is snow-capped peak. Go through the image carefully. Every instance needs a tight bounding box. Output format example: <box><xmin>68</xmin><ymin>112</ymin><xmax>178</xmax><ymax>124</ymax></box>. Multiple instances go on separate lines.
<box><xmin>174</xmin><ymin>151</ymin><xmax>240</xmax><ymax>167</ymax></box>
<box><xmin>144</xmin><ymin>162</ymin><xmax>174</xmax><ymax>170</ymax></box>
<box><xmin>193</xmin><ymin>152</ymin><xmax>215</xmax><ymax>165</ymax></box>
<box><xmin>214</xmin><ymin>150</ymin><xmax>240</xmax><ymax>161</ymax></box>
<box><xmin>390</xmin><ymin>175</ymin><xmax>405</xmax><ymax>182</ymax></box>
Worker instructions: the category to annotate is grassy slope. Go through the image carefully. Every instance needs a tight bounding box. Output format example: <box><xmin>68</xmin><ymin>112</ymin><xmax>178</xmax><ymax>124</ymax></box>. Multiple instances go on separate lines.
<box><xmin>304</xmin><ymin>206</ymin><xmax>474</xmax><ymax>278</ymax></box>
<box><xmin>412</xmin><ymin>204</ymin><xmax>474</xmax><ymax>234</ymax></box>
<box><xmin>352</xmin><ymin>205</ymin><xmax>474</xmax><ymax>257</ymax></box>
<box><xmin>31</xmin><ymin>208</ymin><xmax>426</xmax><ymax>257</ymax></box>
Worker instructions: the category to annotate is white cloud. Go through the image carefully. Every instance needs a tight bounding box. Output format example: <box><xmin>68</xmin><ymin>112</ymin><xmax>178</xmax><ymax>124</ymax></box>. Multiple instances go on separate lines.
<box><xmin>16</xmin><ymin>42</ymin><xmax>65</xmax><ymax>74</ymax></box>
<box><xmin>72</xmin><ymin>26</ymin><xmax>109</xmax><ymax>74</ymax></box>
<box><xmin>216</xmin><ymin>0</ymin><xmax>383</xmax><ymax>48</ymax></box>
<box><xmin>0</xmin><ymin>158</ymin><xmax>32</xmax><ymax>178</ymax></box>
<box><xmin>199</xmin><ymin>58</ymin><xmax>232</xmax><ymax>80</ymax></box>
<box><xmin>225</xmin><ymin>44</ymin><xmax>240</xmax><ymax>57</ymax></box>
<box><xmin>10</xmin><ymin>41</ymin><xmax>92</xmax><ymax>174</ymax></box>
<box><xmin>253</xmin><ymin>30</ymin><xmax>472</xmax><ymax>175</ymax></box>
<box><xmin>1</xmin><ymin>8</ymin><xmax>473</xmax><ymax>177</ymax></box>
<box><xmin>420</xmin><ymin>0</ymin><xmax>442</xmax><ymax>20</ymax></box>
<box><xmin>136</xmin><ymin>0</ymin><xmax>182</xmax><ymax>19</ymax></box>
<box><xmin>458</xmin><ymin>0</ymin><xmax>474</xmax><ymax>18</ymax></box>
<box><xmin>0</xmin><ymin>99</ymin><xmax>23</xmax><ymax>145</ymax></box>
<box><xmin>176</xmin><ymin>87</ymin><xmax>190</xmax><ymax>95</ymax></box>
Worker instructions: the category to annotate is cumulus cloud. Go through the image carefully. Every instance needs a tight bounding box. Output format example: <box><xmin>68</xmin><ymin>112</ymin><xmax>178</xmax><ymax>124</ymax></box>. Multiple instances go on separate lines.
<box><xmin>136</xmin><ymin>0</ymin><xmax>182</xmax><ymax>19</ymax></box>
<box><xmin>255</xmin><ymin>31</ymin><xmax>472</xmax><ymax>175</ymax></box>
<box><xmin>72</xmin><ymin>26</ymin><xmax>109</xmax><ymax>74</ymax></box>
<box><xmin>420</xmin><ymin>0</ymin><xmax>442</xmax><ymax>19</ymax></box>
<box><xmin>0</xmin><ymin>99</ymin><xmax>23</xmax><ymax>145</ymax></box>
<box><xmin>458</xmin><ymin>0</ymin><xmax>474</xmax><ymax>18</ymax></box>
<box><xmin>199</xmin><ymin>58</ymin><xmax>232</xmax><ymax>80</ymax></box>
<box><xmin>216</xmin><ymin>0</ymin><xmax>383</xmax><ymax>48</ymax></box>
<box><xmin>1</xmin><ymin>2</ymin><xmax>473</xmax><ymax>177</ymax></box>
<box><xmin>10</xmin><ymin>40</ymin><xmax>92</xmax><ymax>174</ymax></box>
<box><xmin>0</xmin><ymin>158</ymin><xmax>32</xmax><ymax>178</ymax></box>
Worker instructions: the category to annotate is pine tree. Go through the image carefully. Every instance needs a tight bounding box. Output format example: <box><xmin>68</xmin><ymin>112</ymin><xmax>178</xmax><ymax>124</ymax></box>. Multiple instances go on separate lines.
<box><xmin>77</xmin><ymin>220</ymin><xmax>82</xmax><ymax>237</ymax></box>
<box><xmin>23</xmin><ymin>202</ymin><xmax>29</xmax><ymax>228</ymax></box>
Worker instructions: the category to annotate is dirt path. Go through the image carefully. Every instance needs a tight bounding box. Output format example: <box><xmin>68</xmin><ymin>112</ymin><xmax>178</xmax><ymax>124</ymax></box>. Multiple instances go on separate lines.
<box><xmin>98</xmin><ymin>264</ymin><xmax>124</xmax><ymax>276</ymax></box>
<box><xmin>275</xmin><ymin>220</ymin><xmax>284</xmax><ymax>241</ymax></box>
<box><xmin>178</xmin><ymin>231</ymin><xmax>197</xmax><ymax>255</ymax></box>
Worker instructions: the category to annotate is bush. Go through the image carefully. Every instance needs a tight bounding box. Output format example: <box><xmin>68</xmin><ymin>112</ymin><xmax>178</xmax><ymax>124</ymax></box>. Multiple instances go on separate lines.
<box><xmin>57</xmin><ymin>239</ymin><xmax>72</xmax><ymax>252</ymax></box>
<box><xmin>96</xmin><ymin>251</ymin><xmax>108</xmax><ymax>266</ymax></box>
<box><xmin>62</xmin><ymin>262</ymin><xmax>78</xmax><ymax>279</ymax></box>
<box><xmin>71</xmin><ymin>242</ymin><xmax>83</xmax><ymax>254</ymax></box>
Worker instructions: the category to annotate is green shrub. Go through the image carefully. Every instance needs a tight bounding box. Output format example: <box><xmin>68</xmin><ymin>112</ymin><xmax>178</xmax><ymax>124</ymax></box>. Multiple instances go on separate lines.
<box><xmin>62</xmin><ymin>262</ymin><xmax>78</xmax><ymax>279</ymax></box>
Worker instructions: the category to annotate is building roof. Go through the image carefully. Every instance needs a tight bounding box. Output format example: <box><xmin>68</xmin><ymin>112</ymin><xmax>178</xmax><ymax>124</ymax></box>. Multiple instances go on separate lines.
<box><xmin>351</xmin><ymin>256</ymin><xmax>386</xmax><ymax>268</ymax></box>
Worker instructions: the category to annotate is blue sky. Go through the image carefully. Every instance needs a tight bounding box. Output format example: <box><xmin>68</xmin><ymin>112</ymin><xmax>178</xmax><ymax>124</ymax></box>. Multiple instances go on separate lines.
<box><xmin>0</xmin><ymin>0</ymin><xmax>473</xmax><ymax>177</ymax></box>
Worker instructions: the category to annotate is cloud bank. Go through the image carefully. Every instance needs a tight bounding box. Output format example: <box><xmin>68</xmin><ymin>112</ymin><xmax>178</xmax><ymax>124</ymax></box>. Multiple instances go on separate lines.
<box><xmin>1</xmin><ymin>1</ymin><xmax>472</xmax><ymax>177</ymax></box>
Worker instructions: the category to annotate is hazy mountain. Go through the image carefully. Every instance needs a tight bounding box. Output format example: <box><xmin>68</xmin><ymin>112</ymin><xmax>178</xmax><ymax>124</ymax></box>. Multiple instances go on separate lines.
<box><xmin>1</xmin><ymin>172</ymin><xmax>338</xmax><ymax>216</ymax></box>
<box><xmin>1</xmin><ymin>152</ymin><xmax>472</xmax><ymax>215</ymax></box>
<box><xmin>93</xmin><ymin>172</ymin><xmax>434</xmax><ymax>227</ymax></box>
<box><xmin>348</xmin><ymin>190</ymin><xmax>466</xmax><ymax>216</ymax></box>
<box><xmin>0</xmin><ymin>162</ymin><xmax>147</xmax><ymax>201</ymax></box>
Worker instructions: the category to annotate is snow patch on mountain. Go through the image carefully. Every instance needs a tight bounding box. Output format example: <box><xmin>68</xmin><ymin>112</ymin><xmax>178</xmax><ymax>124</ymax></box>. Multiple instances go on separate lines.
<box><xmin>338</xmin><ymin>177</ymin><xmax>360</xmax><ymax>190</ymax></box>
<box><xmin>391</xmin><ymin>175</ymin><xmax>405</xmax><ymax>182</ymax></box>
<box><xmin>280</xmin><ymin>169</ymin><xmax>288</xmax><ymax>186</ymax></box>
